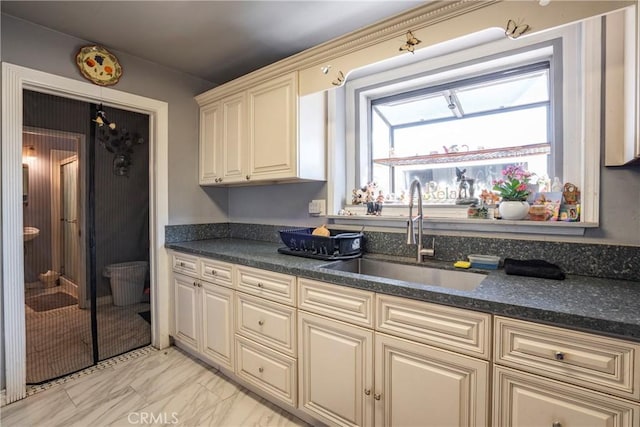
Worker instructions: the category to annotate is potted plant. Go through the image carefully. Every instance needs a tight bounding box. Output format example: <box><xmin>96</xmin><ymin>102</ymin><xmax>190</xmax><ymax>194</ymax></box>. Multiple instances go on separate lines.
<box><xmin>492</xmin><ymin>165</ymin><xmax>534</xmax><ymax>220</ymax></box>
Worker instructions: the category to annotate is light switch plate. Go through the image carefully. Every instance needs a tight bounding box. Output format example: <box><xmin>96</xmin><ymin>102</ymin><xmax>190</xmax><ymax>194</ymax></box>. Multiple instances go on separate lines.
<box><xmin>308</xmin><ymin>199</ymin><xmax>326</xmax><ymax>216</ymax></box>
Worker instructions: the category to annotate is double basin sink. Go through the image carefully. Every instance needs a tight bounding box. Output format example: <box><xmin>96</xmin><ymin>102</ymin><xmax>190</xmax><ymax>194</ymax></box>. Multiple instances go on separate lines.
<box><xmin>320</xmin><ymin>258</ymin><xmax>486</xmax><ymax>292</ymax></box>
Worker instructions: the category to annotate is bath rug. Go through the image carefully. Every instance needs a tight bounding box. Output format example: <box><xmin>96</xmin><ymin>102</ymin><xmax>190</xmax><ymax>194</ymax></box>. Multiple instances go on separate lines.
<box><xmin>26</xmin><ymin>292</ymin><xmax>77</xmax><ymax>312</ymax></box>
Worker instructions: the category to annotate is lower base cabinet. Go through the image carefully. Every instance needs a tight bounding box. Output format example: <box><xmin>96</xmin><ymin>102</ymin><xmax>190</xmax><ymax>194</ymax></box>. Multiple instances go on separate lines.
<box><xmin>375</xmin><ymin>333</ymin><xmax>489</xmax><ymax>427</ymax></box>
<box><xmin>298</xmin><ymin>311</ymin><xmax>489</xmax><ymax>427</ymax></box>
<box><xmin>298</xmin><ymin>311</ymin><xmax>374</xmax><ymax>427</ymax></box>
<box><xmin>493</xmin><ymin>367</ymin><xmax>639</xmax><ymax>427</ymax></box>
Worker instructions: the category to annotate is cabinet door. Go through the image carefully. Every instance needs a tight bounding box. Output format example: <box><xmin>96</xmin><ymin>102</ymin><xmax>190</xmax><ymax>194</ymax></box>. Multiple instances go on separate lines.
<box><xmin>375</xmin><ymin>333</ymin><xmax>489</xmax><ymax>427</ymax></box>
<box><xmin>247</xmin><ymin>72</ymin><xmax>298</xmax><ymax>181</ymax></box>
<box><xmin>174</xmin><ymin>273</ymin><xmax>199</xmax><ymax>351</ymax></box>
<box><xmin>201</xmin><ymin>281</ymin><xmax>234</xmax><ymax>370</ymax></box>
<box><xmin>221</xmin><ymin>92</ymin><xmax>246</xmax><ymax>183</ymax></box>
<box><xmin>298</xmin><ymin>311</ymin><xmax>374</xmax><ymax>427</ymax></box>
<box><xmin>198</xmin><ymin>102</ymin><xmax>222</xmax><ymax>185</ymax></box>
<box><xmin>493</xmin><ymin>366</ymin><xmax>639</xmax><ymax>427</ymax></box>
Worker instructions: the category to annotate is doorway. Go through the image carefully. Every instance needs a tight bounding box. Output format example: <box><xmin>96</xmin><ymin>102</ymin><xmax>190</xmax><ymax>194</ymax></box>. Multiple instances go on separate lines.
<box><xmin>21</xmin><ymin>92</ymin><xmax>152</xmax><ymax>384</ymax></box>
<box><xmin>2</xmin><ymin>63</ymin><xmax>171</xmax><ymax>404</ymax></box>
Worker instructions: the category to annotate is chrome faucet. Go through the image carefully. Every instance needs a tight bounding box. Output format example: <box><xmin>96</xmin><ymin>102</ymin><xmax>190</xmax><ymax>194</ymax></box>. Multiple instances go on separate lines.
<box><xmin>406</xmin><ymin>178</ymin><xmax>435</xmax><ymax>262</ymax></box>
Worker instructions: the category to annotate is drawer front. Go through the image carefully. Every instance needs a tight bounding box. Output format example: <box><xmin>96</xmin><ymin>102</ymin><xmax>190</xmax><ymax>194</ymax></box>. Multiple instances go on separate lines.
<box><xmin>200</xmin><ymin>258</ymin><xmax>233</xmax><ymax>288</ymax></box>
<box><xmin>172</xmin><ymin>253</ymin><xmax>199</xmax><ymax>278</ymax></box>
<box><xmin>298</xmin><ymin>278</ymin><xmax>374</xmax><ymax>328</ymax></box>
<box><xmin>235</xmin><ymin>335</ymin><xmax>297</xmax><ymax>407</ymax></box>
<box><xmin>236</xmin><ymin>265</ymin><xmax>296</xmax><ymax>306</ymax></box>
<box><xmin>494</xmin><ymin>366</ymin><xmax>639</xmax><ymax>427</ymax></box>
<box><xmin>376</xmin><ymin>294</ymin><xmax>491</xmax><ymax>359</ymax></box>
<box><xmin>495</xmin><ymin>316</ymin><xmax>640</xmax><ymax>401</ymax></box>
<box><xmin>236</xmin><ymin>293</ymin><xmax>296</xmax><ymax>357</ymax></box>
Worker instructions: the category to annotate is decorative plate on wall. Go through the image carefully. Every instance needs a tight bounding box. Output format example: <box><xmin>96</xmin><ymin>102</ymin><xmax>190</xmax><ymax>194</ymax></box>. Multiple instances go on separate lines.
<box><xmin>75</xmin><ymin>45</ymin><xmax>122</xmax><ymax>86</ymax></box>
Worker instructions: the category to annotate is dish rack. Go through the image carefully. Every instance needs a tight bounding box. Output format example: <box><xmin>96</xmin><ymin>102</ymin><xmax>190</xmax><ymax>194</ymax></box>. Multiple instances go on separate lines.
<box><xmin>277</xmin><ymin>227</ymin><xmax>364</xmax><ymax>260</ymax></box>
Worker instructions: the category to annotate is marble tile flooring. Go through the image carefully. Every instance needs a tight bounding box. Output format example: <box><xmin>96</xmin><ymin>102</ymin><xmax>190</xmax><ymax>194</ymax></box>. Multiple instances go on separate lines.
<box><xmin>2</xmin><ymin>346</ymin><xmax>310</xmax><ymax>427</ymax></box>
<box><xmin>26</xmin><ymin>285</ymin><xmax>151</xmax><ymax>384</ymax></box>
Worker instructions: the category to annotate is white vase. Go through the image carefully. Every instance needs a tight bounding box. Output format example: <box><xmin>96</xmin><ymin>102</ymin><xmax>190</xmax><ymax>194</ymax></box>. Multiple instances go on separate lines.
<box><xmin>500</xmin><ymin>201</ymin><xmax>530</xmax><ymax>220</ymax></box>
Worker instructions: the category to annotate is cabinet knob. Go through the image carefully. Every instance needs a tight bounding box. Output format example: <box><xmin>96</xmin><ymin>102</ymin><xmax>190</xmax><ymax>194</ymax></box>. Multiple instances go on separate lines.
<box><xmin>374</xmin><ymin>393</ymin><xmax>381</xmax><ymax>401</ymax></box>
<box><xmin>246</xmin><ymin>175</ymin><xmax>251</xmax><ymax>180</ymax></box>
<box><xmin>258</xmin><ymin>367</ymin><xmax>264</xmax><ymax>373</ymax></box>
<box><xmin>258</xmin><ymin>320</ymin><xmax>264</xmax><ymax>326</ymax></box>
<box><xmin>257</xmin><ymin>282</ymin><xmax>264</xmax><ymax>288</ymax></box>
<box><xmin>212</xmin><ymin>270</ymin><xmax>217</xmax><ymax>275</ymax></box>
<box><xmin>552</xmin><ymin>422</ymin><xmax>562</xmax><ymax>427</ymax></box>
<box><xmin>193</xmin><ymin>281</ymin><xmax>197</xmax><ymax>287</ymax></box>
<box><xmin>364</xmin><ymin>389</ymin><xmax>371</xmax><ymax>396</ymax></box>
<box><xmin>554</xmin><ymin>351</ymin><xmax>565</xmax><ymax>361</ymax></box>
<box><xmin>219</xmin><ymin>178</ymin><xmax>223</xmax><ymax>183</ymax></box>
<box><xmin>179</xmin><ymin>262</ymin><xmax>185</xmax><ymax>267</ymax></box>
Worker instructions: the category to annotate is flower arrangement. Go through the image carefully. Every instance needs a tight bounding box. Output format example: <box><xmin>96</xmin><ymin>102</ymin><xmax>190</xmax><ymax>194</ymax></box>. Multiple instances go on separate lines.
<box><xmin>492</xmin><ymin>165</ymin><xmax>534</xmax><ymax>201</ymax></box>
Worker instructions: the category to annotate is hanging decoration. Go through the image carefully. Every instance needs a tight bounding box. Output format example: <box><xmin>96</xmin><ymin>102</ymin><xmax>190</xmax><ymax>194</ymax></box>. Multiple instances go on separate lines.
<box><xmin>399</xmin><ymin>30</ymin><xmax>421</xmax><ymax>54</ymax></box>
<box><xmin>94</xmin><ymin>105</ymin><xmax>144</xmax><ymax>176</ymax></box>
<box><xmin>76</xmin><ymin>45</ymin><xmax>123</xmax><ymax>86</ymax></box>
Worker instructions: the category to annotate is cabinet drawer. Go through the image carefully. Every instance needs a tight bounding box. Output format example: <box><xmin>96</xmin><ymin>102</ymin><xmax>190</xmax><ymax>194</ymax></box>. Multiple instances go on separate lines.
<box><xmin>172</xmin><ymin>253</ymin><xmax>199</xmax><ymax>278</ymax></box>
<box><xmin>236</xmin><ymin>293</ymin><xmax>296</xmax><ymax>357</ymax></box>
<box><xmin>298</xmin><ymin>278</ymin><xmax>374</xmax><ymax>328</ymax></box>
<box><xmin>200</xmin><ymin>258</ymin><xmax>233</xmax><ymax>288</ymax></box>
<box><xmin>495</xmin><ymin>317</ymin><xmax>640</xmax><ymax>401</ymax></box>
<box><xmin>236</xmin><ymin>265</ymin><xmax>296</xmax><ymax>306</ymax></box>
<box><xmin>494</xmin><ymin>366</ymin><xmax>639</xmax><ymax>427</ymax></box>
<box><xmin>376</xmin><ymin>294</ymin><xmax>491</xmax><ymax>359</ymax></box>
<box><xmin>235</xmin><ymin>335</ymin><xmax>297</xmax><ymax>407</ymax></box>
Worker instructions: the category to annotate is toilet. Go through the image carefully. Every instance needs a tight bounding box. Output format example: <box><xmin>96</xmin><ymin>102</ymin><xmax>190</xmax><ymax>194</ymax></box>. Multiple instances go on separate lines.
<box><xmin>103</xmin><ymin>261</ymin><xmax>148</xmax><ymax>306</ymax></box>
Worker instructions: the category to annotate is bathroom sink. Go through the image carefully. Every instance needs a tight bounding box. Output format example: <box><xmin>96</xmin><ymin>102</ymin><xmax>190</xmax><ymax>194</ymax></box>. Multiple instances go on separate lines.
<box><xmin>23</xmin><ymin>226</ymin><xmax>40</xmax><ymax>242</ymax></box>
<box><xmin>320</xmin><ymin>258</ymin><xmax>485</xmax><ymax>291</ymax></box>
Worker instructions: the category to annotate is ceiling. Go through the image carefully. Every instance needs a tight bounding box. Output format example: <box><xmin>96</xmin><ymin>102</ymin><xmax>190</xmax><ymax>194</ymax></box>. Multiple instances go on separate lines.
<box><xmin>1</xmin><ymin>1</ymin><xmax>426</xmax><ymax>85</ymax></box>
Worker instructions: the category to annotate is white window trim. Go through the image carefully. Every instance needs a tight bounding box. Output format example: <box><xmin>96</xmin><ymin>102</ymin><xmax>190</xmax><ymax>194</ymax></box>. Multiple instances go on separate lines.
<box><xmin>328</xmin><ymin>20</ymin><xmax>602</xmax><ymax>237</ymax></box>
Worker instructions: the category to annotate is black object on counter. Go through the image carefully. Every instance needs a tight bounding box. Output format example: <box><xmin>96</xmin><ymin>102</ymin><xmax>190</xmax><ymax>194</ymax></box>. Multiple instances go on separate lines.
<box><xmin>503</xmin><ymin>258</ymin><xmax>566</xmax><ymax>280</ymax></box>
<box><xmin>278</xmin><ymin>228</ymin><xmax>364</xmax><ymax>260</ymax></box>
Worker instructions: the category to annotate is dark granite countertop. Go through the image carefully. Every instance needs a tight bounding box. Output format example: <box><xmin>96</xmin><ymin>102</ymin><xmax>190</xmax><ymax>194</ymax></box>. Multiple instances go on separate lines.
<box><xmin>166</xmin><ymin>239</ymin><xmax>640</xmax><ymax>343</ymax></box>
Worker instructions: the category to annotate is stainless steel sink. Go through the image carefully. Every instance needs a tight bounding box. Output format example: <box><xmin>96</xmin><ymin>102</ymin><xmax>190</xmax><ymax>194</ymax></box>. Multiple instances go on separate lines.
<box><xmin>321</xmin><ymin>258</ymin><xmax>485</xmax><ymax>291</ymax></box>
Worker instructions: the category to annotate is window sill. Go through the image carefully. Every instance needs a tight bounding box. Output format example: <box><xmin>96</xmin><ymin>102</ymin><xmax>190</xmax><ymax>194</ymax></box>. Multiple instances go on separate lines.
<box><xmin>329</xmin><ymin>205</ymin><xmax>597</xmax><ymax>236</ymax></box>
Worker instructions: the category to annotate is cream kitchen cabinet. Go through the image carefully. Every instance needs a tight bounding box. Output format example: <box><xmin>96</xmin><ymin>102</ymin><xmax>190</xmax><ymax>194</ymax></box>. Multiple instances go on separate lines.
<box><xmin>197</xmin><ymin>71</ymin><xmax>326</xmax><ymax>186</ymax></box>
<box><xmin>297</xmin><ymin>278</ymin><xmax>489</xmax><ymax>427</ymax></box>
<box><xmin>172</xmin><ymin>257</ymin><xmax>235</xmax><ymax>371</ymax></box>
<box><xmin>493</xmin><ymin>316</ymin><xmax>640</xmax><ymax>427</ymax></box>
<box><xmin>234</xmin><ymin>265</ymin><xmax>299</xmax><ymax>407</ymax></box>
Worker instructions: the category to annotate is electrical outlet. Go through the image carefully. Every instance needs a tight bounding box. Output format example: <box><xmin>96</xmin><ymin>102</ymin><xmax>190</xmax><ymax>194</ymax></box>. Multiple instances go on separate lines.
<box><xmin>308</xmin><ymin>199</ymin><xmax>326</xmax><ymax>216</ymax></box>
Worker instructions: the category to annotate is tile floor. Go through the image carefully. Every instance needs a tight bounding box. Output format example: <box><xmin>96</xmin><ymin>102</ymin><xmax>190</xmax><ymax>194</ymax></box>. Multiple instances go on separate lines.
<box><xmin>25</xmin><ymin>284</ymin><xmax>151</xmax><ymax>384</ymax></box>
<box><xmin>1</xmin><ymin>346</ymin><xmax>310</xmax><ymax>427</ymax></box>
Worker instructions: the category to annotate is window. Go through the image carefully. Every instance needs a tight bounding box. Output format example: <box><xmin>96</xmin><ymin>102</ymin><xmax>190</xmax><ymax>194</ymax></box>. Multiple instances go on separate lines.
<box><xmin>370</xmin><ymin>62</ymin><xmax>554</xmax><ymax>205</ymax></box>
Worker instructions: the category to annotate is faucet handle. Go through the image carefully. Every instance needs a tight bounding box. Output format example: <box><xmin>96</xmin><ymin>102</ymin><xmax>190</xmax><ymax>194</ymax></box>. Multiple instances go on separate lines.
<box><xmin>420</xmin><ymin>237</ymin><xmax>436</xmax><ymax>257</ymax></box>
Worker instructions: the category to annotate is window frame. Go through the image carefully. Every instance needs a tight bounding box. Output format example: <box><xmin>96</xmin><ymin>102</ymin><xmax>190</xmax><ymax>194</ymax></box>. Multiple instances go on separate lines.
<box><xmin>330</xmin><ymin>19</ymin><xmax>602</xmax><ymax>236</ymax></box>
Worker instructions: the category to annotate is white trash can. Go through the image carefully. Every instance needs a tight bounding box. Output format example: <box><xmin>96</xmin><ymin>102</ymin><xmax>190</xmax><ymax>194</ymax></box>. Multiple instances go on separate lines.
<box><xmin>103</xmin><ymin>261</ymin><xmax>148</xmax><ymax>306</ymax></box>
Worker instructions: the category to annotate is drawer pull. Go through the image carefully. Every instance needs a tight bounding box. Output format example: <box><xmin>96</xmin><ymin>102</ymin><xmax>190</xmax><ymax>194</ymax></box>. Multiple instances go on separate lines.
<box><xmin>179</xmin><ymin>262</ymin><xmax>185</xmax><ymax>267</ymax></box>
<box><xmin>258</xmin><ymin>320</ymin><xmax>264</xmax><ymax>326</ymax></box>
<box><xmin>374</xmin><ymin>393</ymin><xmax>381</xmax><ymax>401</ymax></box>
<box><xmin>364</xmin><ymin>389</ymin><xmax>371</xmax><ymax>396</ymax></box>
<box><xmin>552</xmin><ymin>422</ymin><xmax>562</xmax><ymax>427</ymax></box>
<box><xmin>554</xmin><ymin>351</ymin><xmax>565</xmax><ymax>361</ymax></box>
<box><xmin>211</xmin><ymin>270</ymin><xmax>217</xmax><ymax>275</ymax></box>
<box><xmin>258</xmin><ymin>367</ymin><xmax>264</xmax><ymax>373</ymax></box>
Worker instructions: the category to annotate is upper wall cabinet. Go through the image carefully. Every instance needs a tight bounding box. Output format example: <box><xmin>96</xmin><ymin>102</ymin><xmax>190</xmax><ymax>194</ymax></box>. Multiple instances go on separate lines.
<box><xmin>605</xmin><ymin>5</ymin><xmax>640</xmax><ymax>166</ymax></box>
<box><xmin>197</xmin><ymin>71</ymin><xmax>327</xmax><ymax>186</ymax></box>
